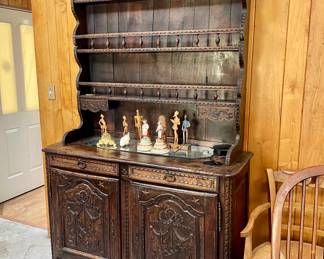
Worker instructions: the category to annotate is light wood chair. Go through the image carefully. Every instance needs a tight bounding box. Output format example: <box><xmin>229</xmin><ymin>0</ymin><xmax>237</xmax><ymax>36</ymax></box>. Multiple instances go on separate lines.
<box><xmin>241</xmin><ymin>166</ymin><xmax>324</xmax><ymax>259</ymax></box>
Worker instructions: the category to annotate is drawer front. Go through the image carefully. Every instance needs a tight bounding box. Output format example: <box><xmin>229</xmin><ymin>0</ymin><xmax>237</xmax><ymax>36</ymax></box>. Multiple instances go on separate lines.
<box><xmin>48</xmin><ymin>155</ymin><xmax>118</xmax><ymax>177</ymax></box>
<box><xmin>127</xmin><ymin>166</ymin><xmax>218</xmax><ymax>192</ymax></box>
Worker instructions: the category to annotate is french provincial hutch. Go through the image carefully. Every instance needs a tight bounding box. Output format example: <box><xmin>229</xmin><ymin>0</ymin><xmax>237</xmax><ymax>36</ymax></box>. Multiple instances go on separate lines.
<box><xmin>44</xmin><ymin>0</ymin><xmax>252</xmax><ymax>258</ymax></box>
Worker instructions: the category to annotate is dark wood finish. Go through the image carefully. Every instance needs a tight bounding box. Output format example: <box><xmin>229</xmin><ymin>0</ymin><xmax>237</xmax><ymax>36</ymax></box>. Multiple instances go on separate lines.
<box><xmin>45</xmin><ymin>144</ymin><xmax>251</xmax><ymax>259</ymax></box>
<box><xmin>122</xmin><ymin>181</ymin><xmax>219</xmax><ymax>259</ymax></box>
<box><xmin>47</xmin><ymin>165</ymin><xmax>121</xmax><ymax>259</ymax></box>
<box><xmin>44</xmin><ymin>0</ymin><xmax>252</xmax><ymax>258</ymax></box>
<box><xmin>67</xmin><ymin>0</ymin><xmax>248</xmax><ymax>165</ymax></box>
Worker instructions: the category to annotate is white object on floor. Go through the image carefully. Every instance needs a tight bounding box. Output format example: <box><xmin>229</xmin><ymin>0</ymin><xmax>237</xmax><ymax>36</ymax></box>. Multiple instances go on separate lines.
<box><xmin>0</xmin><ymin>218</ymin><xmax>51</xmax><ymax>259</ymax></box>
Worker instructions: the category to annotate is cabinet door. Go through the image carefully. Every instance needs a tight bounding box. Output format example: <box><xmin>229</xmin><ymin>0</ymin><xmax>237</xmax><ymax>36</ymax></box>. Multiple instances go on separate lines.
<box><xmin>49</xmin><ymin>168</ymin><xmax>120</xmax><ymax>259</ymax></box>
<box><xmin>122</xmin><ymin>181</ymin><xmax>219</xmax><ymax>259</ymax></box>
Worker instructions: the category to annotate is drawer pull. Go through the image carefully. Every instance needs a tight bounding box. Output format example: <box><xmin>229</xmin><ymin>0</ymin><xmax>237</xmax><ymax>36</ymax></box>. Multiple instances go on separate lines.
<box><xmin>77</xmin><ymin>159</ymin><xmax>87</xmax><ymax>169</ymax></box>
<box><xmin>164</xmin><ymin>174</ymin><xmax>176</xmax><ymax>182</ymax></box>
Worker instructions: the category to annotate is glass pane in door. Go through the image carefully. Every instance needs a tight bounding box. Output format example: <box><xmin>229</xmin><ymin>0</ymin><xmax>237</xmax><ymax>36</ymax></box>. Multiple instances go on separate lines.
<box><xmin>20</xmin><ymin>24</ymin><xmax>39</xmax><ymax>111</ymax></box>
<box><xmin>0</xmin><ymin>22</ymin><xmax>18</xmax><ymax>114</ymax></box>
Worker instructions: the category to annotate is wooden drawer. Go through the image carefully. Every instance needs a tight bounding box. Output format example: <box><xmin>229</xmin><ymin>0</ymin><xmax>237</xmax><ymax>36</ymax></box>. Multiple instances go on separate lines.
<box><xmin>127</xmin><ymin>166</ymin><xmax>218</xmax><ymax>192</ymax></box>
<box><xmin>48</xmin><ymin>155</ymin><xmax>118</xmax><ymax>177</ymax></box>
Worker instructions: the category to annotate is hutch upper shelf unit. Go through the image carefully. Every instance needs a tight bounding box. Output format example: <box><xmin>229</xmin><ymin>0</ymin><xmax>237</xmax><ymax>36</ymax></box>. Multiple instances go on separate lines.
<box><xmin>44</xmin><ymin>0</ymin><xmax>251</xmax><ymax>258</ymax></box>
<box><xmin>66</xmin><ymin>0</ymin><xmax>247</xmax><ymax>165</ymax></box>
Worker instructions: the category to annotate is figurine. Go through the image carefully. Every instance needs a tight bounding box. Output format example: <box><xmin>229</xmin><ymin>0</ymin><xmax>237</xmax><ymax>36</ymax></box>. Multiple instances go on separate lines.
<box><xmin>120</xmin><ymin>132</ymin><xmax>130</xmax><ymax>147</ymax></box>
<box><xmin>137</xmin><ymin>119</ymin><xmax>153</xmax><ymax>152</ymax></box>
<box><xmin>152</xmin><ymin>115</ymin><xmax>169</xmax><ymax>154</ymax></box>
<box><xmin>99</xmin><ymin>114</ymin><xmax>107</xmax><ymax>134</ymax></box>
<box><xmin>120</xmin><ymin>115</ymin><xmax>130</xmax><ymax>147</ymax></box>
<box><xmin>181</xmin><ymin>114</ymin><xmax>191</xmax><ymax>151</ymax></box>
<box><xmin>96</xmin><ymin>114</ymin><xmax>117</xmax><ymax>149</ymax></box>
<box><xmin>170</xmin><ymin>111</ymin><xmax>180</xmax><ymax>150</ymax></box>
<box><xmin>134</xmin><ymin>109</ymin><xmax>143</xmax><ymax>139</ymax></box>
<box><xmin>122</xmin><ymin>115</ymin><xmax>128</xmax><ymax>135</ymax></box>
<box><xmin>182</xmin><ymin>114</ymin><xmax>191</xmax><ymax>144</ymax></box>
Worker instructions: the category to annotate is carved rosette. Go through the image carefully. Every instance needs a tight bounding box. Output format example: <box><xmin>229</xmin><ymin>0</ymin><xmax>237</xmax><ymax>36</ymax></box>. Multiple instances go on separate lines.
<box><xmin>80</xmin><ymin>96</ymin><xmax>109</xmax><ymax>112</ymax></box>
<box><xmin>198</xmin><ymin>105</ymin><xmax>236</xmax><ymax>121</ymax></box>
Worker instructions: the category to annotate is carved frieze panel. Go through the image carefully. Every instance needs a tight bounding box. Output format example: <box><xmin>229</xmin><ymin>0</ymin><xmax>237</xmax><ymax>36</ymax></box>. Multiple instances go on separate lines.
<box><xmin>198</xmin><ymin>105</ymin><xmax>236</xmax><ymax>121</ymax></box>
<box><xmin>80</xmin><ymin>96</ymin><xmax>109</xmax><ymax>112</ymax></box>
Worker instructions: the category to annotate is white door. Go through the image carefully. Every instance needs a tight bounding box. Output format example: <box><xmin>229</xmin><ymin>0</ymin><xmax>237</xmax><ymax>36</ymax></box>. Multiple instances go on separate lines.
<box><xmin>0</xmin><ymin>8</ymin><xmax>43</xmax><ymax>202</ymax></box>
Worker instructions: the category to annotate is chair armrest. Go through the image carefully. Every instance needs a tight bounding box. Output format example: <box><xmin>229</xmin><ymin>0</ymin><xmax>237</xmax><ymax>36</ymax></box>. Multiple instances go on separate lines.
<box><xmin>241</xmin><ymin>202</ymin><xmax>271</xmax><ymax>237</ymax></box>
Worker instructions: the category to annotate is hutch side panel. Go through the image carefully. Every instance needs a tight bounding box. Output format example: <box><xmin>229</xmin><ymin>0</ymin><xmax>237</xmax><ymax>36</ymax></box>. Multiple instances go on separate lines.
<box><xmin>121</xmin><ymin>180</ymin><xmax>219</xmax><ymax>259</ymax></box>
<box><xmin>48</xmin><ymin>167</ymin><xmax>121</xmax><ymax>259</ymax></box>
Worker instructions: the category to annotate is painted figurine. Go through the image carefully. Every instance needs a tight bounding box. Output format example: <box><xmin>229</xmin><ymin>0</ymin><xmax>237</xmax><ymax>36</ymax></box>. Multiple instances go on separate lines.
<box><xmin>182</xmin><ymin>114</ymin><xmax>191</xmax><ymax>144</ymax></box>
<box><xmin>137</xmin><ymin>119</ymin><xmax>152</xmax><ymax>152</ymax></box>
<box><xmin>120</xmin><ymin>115</ymin><xmax>130</xmax><ymax>147</ymax></box>
<box><xmin>142</xmin><ymin>119</ymin><xmax>149</xmax><ymax>137</ymax></box>
<box><xmin>170</xmin><ymin>111</ymin><xmax>180</xmax><ymax>150</ymax></box>
<box><xmin>122</xmin><ymin>115</ymin><xmax>128</xmax><ymax>135</ymax></box>
<box><xmin>134</xmin><ymin>109</ymin><xmax>143</xmax><ymax>139</ymax></box>
<box><xmin>96</xmin><ymin>114</ymin><xmax>116</xmax><ymax>149</ymax></box>
<box><xmin>152</xmin><ymin>115</ymin><xmax>169</xmax><ymax>154</ymax></box>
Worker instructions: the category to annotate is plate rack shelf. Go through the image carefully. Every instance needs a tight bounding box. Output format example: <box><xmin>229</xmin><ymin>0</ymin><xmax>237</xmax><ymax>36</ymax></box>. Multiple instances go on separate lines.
<box><xmin>66</xmin><ymin>0</ymin><xmax>248</xmax><ymax>166</ymax></box>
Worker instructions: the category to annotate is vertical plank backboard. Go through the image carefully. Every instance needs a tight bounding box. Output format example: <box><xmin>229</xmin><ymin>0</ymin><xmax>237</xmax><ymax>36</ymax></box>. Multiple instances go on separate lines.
<box><xmin>245</xmin><ymin>0</ymin><xmax>290</xmax><ymax>244</ymax></box>
<box><xmin>278</xmin><ymin>0</ymin><xmax>312</xmax><ymax>170</ymax></box>
<box><xmin>299</xmin><ymin>0</ymin><xmax>324</xmax><ymax>168</ymax></box>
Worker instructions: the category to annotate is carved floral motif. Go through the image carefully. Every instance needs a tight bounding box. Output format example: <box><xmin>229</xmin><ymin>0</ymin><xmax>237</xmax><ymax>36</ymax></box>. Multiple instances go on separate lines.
<box><xmin>64</xmin><ymin>183</ymin><xmax>104</xmax><ymax>255</ymax></box>
<box><xmin>198</xmin><ymin>106</ymin><xmax>236</xmax><ymax>121</ymax></box>
<box><xmin>150</xmin><ymin>206</ymin><xmax>194</xmax><ymax>258</ymax></box>
<box><xmin>141</xmin><ymin>193</ymin><xmax>204</xmax><ymax>259</ymax></box>
<box><xmin>80</xmin><ymin>97</ymin><xmax>109</xmax><ymax>112</ymax></box>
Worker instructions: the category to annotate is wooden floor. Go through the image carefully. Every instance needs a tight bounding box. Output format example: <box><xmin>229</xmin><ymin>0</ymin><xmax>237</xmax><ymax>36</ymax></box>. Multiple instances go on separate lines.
<box><xmin>0</xmin><ymin>187</ymin><xmax>47</xmax><ymax>229</ymax></box>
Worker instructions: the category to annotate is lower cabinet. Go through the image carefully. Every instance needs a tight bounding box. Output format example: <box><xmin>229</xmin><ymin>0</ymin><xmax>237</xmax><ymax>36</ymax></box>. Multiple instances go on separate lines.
<box><xmin>46</xmin><ymin>155</ymin><xmax>250</xmax><ymax>259</ymax></box>
<box><xmin>48</xmin><ymin>168</ymin><xmax>121</xmax><ymax>259</ymax></box>
<box><xmin>122</xmin><ymin>180</ymin><xmax>220</xmax><ymax>259</ymax></box>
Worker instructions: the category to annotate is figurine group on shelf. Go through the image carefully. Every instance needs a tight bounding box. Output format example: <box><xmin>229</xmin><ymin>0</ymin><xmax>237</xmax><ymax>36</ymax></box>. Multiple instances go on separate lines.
<box><xmin>96</xmin><ymin>109</ymin><xmax>191</xmax><ymax>154</ymax></box>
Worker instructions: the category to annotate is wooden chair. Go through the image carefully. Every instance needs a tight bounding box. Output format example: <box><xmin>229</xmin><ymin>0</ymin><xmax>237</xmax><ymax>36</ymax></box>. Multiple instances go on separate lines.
<box><xmin>241</xmin><ymin>166</ymin><xmax>324</xmax><ymax>259</ymax></box>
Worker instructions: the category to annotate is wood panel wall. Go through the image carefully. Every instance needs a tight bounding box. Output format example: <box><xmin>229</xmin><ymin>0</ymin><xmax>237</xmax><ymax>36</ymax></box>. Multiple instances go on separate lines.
<box><xmin>0</xmin><ymin>0</ymin><xmax>31</xmax><ymax>10</ymax></box>
<box><xmin>32</xmin><ymin>0</ymin><xmax>79</xmax><ymax>148</ymax></box>
<box><xmin>32</xmin><ymin>0</ymin><xmax>324</xmax><ymax>246</ymax></box>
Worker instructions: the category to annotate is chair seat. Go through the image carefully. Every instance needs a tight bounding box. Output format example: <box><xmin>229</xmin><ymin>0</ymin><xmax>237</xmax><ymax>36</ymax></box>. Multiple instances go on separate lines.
<box><xmin>252</xmin><ymin>240</ymin><xmax>324</xmax><ymax>259</ymax></box>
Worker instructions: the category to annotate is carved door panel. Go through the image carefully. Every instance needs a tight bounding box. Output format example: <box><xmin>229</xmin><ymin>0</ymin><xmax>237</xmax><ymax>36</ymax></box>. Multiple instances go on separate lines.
<box><xmin>49</xmin><ymin>168</ymin><xmax>120</xmax><ymax>259</ymax></box>
<box><xmin>122</xmin><ymin>181</ymin><xmax>219</xmax><ymax>259</ymax></box>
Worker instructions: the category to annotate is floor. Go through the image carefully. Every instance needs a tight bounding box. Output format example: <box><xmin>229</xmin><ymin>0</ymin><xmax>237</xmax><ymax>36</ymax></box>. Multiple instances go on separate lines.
<box><xmin>0</xmin><ymin>187</ymin><xmax>47</xmax><ymax>229</ymax></box>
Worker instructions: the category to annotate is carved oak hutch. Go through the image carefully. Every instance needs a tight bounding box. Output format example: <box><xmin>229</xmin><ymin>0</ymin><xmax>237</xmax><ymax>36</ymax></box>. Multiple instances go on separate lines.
<box><xmin>44</xmin><ymin>0</ymin><xmax>251</xmax><ymax>258</ymax></box>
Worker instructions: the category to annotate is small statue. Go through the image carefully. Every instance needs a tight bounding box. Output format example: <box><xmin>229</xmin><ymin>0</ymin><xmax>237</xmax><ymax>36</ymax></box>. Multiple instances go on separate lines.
<box><xmin>96</xmin><ymin>114</ymin><xmax>116</xmax><ymax>149</ymax></box>
<box><xmin>134</xmin><ymin>109</ymin><xmax>143</xmax><ymax>139</ymax></box>
<box><xmin>152</xmin><ymin>115</ymin><xmax>169</xmax><ymax>154</ymax></box>
<box><xmin>180</xmin><ymin>114</ymin><xmax>191</xmax><ymax>151</ymax></box>
<box><xmin>120</xmin><ymin>115</ymin><xmax>130</xmax><ymax>147</ymax></box>
<box><xmin>99</xmin><ymin>114</ymin><xmax>107</xmax><ymax>134</ymax></box>
<box><xmin>122</xmin><ymin>115</ymin><xmax>128</xmax><ymax>136</ymax></box>
<box><xmin>182</xmin><ymin>114</ymin><xmax>191</xmax><ymax>144</ymax></box>
<box><xmin>137</xmin><ymin>119</ymin><xmax>152</xmax><ymax>152</ymax></box>
<box><xmin>120</xmin><ymin>132</ymin><xmax>130</xmax><ymax>148</ymax></box>
<box><xmin>170</xmin><ymin>111</ymin><xmax>180</xmax><ymax>150</ymax></box>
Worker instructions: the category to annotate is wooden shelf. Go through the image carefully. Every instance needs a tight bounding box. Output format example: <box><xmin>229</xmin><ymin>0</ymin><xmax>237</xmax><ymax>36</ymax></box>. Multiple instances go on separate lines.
<box><xmin>78</xmin><ymin>82</ymin><xmax>238</xmax><ymax>91</ymax></box>
<box><xmin>80</xmin><ymin>94</ymin><xmax>237</xmax><ymax>107</ymax></box>
<box><xmin>74</xmin><ymin>28</ymin><xmax>240</xmax><ymax>39</ymax></box>
<box><xmin>77</xmin><ymin>46</ymin><xmax>239</xmax><ymax>54</ymax></box>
